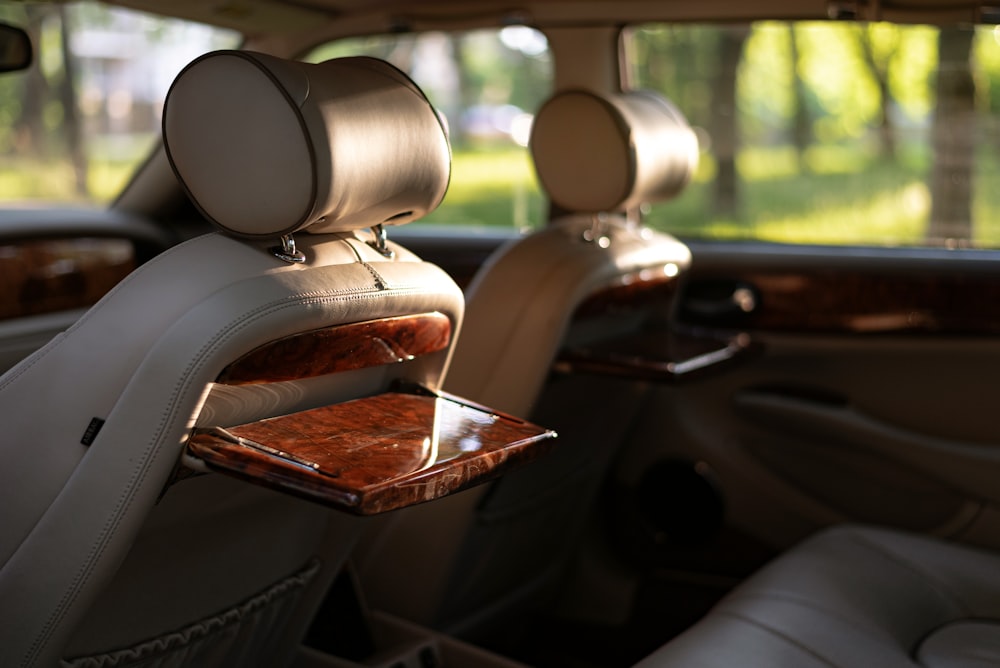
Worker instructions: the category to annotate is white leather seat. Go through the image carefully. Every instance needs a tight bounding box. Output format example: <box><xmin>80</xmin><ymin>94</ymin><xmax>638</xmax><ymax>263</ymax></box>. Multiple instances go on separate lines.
<box><xmin>637</xmin><ymin>524</ymin><xmax>1000</xmax><ymax>667</ymax></box>
<box><xmin>355</xmin><ymin>89</ymin><xmax>697</xmax><ymax>641</ymax></box>
<box><xmin>0</xmin><ymin>51</ymin><xmax>461</xmax><ymax>667</ymax></box>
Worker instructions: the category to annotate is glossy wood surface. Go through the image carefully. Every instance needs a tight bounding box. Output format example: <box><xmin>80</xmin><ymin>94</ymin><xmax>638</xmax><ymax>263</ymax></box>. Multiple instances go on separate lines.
<box><xmin>216</xmin><ymin>312</ymin><xmax>452</xmax><ymax>385</ymax></box>
<box><xmin>681</xmin><ymin>270</ymin><xmax>1000</xmax><ymax>335</ymax></box>
<box><xmin>556</xmin><ymin>262</ymin><xmax>752</xmax><ymax>382</ymax></box>
<box><xmin>0</xmin><ymin>237</ymin><xmax>135</xmax><ymax>320</ymax></box>
<box><xmin>187</xmin><ymin>384</ymin><xmax>557</xmax><ymax>515</ymax></box>
<box><xmin>556</xmin><ymin>329</ymin><xmax>756</xmax><ymax>382</ymax></box>
<box><xmin>572</xmin><ymin>265</ymin><xmax>680</xmax><ymax>319</ymax></box>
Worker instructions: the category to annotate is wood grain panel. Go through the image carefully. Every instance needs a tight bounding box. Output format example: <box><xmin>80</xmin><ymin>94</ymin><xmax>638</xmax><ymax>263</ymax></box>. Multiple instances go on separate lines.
<box><xmin>573</xmin><ymin>265</ymin><xmax>681</xmax><ymax>320</ymax></box>
<box><xmin>556</xmin><ymin>263</ymin><xmax>753</xmax><ymax>382</ymax></box>
<box><xmin>0</xmin><ymin>237</ymin><xmax>134</xmax><ymax>320</ymax></box>
<box><xmin>216</xmin><ymin>312</ymin><xmax>452</xmax><ymax>385</ymax></box>
<box><xmin>682</xmin><ymin>270</ymin><xmax>1000</xmax><ymax>335</ymax></box>
<box><xmin>187</xmin><ymin>384</ymin><xmax>557</xmax><ymax>515</ymax></box>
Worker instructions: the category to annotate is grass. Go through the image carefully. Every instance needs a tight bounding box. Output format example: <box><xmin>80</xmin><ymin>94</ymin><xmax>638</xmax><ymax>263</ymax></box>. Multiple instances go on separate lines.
<box><xmin>641</xmin><ymin>146</ymin><xmax>1000</xmax><ymax>248</ymax></box>
<box><xmin>647</xmin><ymin>155</ymin><xmax>934</xmax><ymax>246</ymax></box>
<box><xmin>422</xmin><ymin>145</ymin><xmax>547</xmax><ymax>229</ymax></box>
<box><xmin>3</xmin><ymin>142</ymin><xmax>1000</xmax><ymax>249</ymax></box>
<box><xmin>0</xmin><ymin>158</ymin><xmax>133</xmax><ymax>204</ymax></box>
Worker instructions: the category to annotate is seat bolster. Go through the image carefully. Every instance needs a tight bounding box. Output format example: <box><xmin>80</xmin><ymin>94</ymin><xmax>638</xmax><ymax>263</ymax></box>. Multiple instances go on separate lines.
<box><xmin>637</xmin><ymin>525</ymin><xmax>1000</xmax><ymax>667</ymax></box>
<box><xmin>0</xmin><ymin>231</ymin><xmax>463</xmax><ymax>668</ymax></box>
<box><xmin>445</xmin><ymin>215</ymin><xmax>690</xmax><ymax>417</ymax></box>
<box><xmin>917</xmin><ymin>621</ymin><xmax>1000</xmax><ymax>667</ymax></box>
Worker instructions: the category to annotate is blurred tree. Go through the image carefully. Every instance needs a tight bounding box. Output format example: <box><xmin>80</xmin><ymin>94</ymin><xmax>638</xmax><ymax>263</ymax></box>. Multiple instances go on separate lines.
<box><xmin>14</xmin><ymin>6</ymin><xmax>50</xmax><ymax>156</ymax></box>
<box><xmin>629</xmin><ymin>25</ymin><xmax>718</xmax><ymax>130</ymax></box>
<box><xmin>859</xmin><ymin>23</ymin><xmax>900</xmax><ymax>161</ymax></box>
<box><xmin>710</xmin><ymin>26</ymin><xmax>749</xmax><ymax>218</ymax></box>
<box><xmin>450</xmin><ymin>33</ymin><xmax>473</xmax><ymax>147</ymax></box>
<box><xmin>928</xmin><ymin>26</ymin><xmax>975</xmax><ymax>242</ymax></box>
<box><xmin>789</xmin><ymin>25</ymin><xmax>812</xmax><ymax>169</ymax></box>
<box><xmin>57</xmin><ymin>6</ymin><xmax>86</xmax><ymax>196</ymax></box>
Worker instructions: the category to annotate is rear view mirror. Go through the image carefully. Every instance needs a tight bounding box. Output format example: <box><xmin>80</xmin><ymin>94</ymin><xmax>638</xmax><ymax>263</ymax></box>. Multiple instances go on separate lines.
<box><xmin>0</xmin><ymin>22</ymin><xmax>32</xmax><ymax>73</ymax></box>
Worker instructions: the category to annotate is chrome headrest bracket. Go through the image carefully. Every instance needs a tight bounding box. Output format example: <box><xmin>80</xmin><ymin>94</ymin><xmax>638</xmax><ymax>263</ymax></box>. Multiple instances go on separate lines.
<box><xmin>581</xmin><ymin>212</ymin><xmax>612</xmax><ymax>248</ymax></box>
<box><xmin>271</xmin><ymin>234</ymin><xmax>306</xmax><ymax>263</ymax></box>
<box><xmin>367</xmin><ymin>224</ymin><xmax>395</xmax><ymax>259</ymax></box>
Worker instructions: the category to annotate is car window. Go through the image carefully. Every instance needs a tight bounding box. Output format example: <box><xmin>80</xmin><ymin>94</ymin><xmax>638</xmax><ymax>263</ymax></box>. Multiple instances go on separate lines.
<box><xmin>0</xmin><ymin>2</ymin><xmax>238</xmax><ymax>205</ymax></box>
<box><xmin>626</xmin><ymin>22</ymin><xmax>1000</xmax><ymax>249</ymax></box>
<box><xmin>304</xmin><ymin>27</ymin><xmax>552</xmax><ymax>230</ymax></box>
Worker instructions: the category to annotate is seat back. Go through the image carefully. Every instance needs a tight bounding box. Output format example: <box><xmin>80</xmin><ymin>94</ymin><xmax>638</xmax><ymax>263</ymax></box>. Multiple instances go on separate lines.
<box><xmin>355</xmin><ymin>88</ymin><xmax>697</xmax><ymax>641</ymax></box>
<box><xmin>0</xmin><ymin>51</ymin><xmax>460</xmax><ymax>668</ymax></box>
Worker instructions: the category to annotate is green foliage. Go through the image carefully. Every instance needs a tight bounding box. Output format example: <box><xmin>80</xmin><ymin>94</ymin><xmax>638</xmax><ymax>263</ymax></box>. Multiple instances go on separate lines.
<box><xmin>738</xmin><ymin>23</ymin><xmax>796</xmax><ymax>142</ymax></box>
<box><xmin>626</xmin><ymin>24</ymin><xmax>720</xmax><ymax>127</ymax></box>
<box><xmin>304</xmin><ymin>28</ymin><xmax>551</xmax><ymax>148</ymax></box>
<box><xmin>890</xmin><ymin>26</ymin><xmax>937</xmax><ymax>118</ymax></box>
<box><xmin>644</xmin><ymin>147</ymin><xmax>932</xmax><ymax>245</ymax></box>
<box><xmin>5</xmin><ymin>6</ymin><xmax>1000</xmax><ymax>252</ymax></box>
<box><xmin>422</xmin><ymin>146</ymin><xmax>545</xmax><ymax>228</ymax></box>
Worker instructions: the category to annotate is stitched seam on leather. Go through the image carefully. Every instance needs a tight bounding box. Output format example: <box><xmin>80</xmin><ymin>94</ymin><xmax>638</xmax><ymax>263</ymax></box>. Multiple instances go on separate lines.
<box><xmin>30</xmin><ymin>286</ymin><xmax>425</xmax><ymax>662</ymax></box>
<box><xmin>715</xmin><ymin>610</ymin><xmax>843</xmax><ymax>667</ymax></box>
<box><xmin>361</xmin><ymin>263</ymin><xmax>388</xmax><ymax>290</ymax></box>
<box><xmin>61</xmin><ymin>558</ymin><xmax>322</xmax><ymax>667</ymax></box>
<box><xmin>27</xmin><ymin>283</ymin><xmax>432</xmax><ymax>665</ymax></box>
<box><xmin>846</xmin><ymin>531</ymin><xmax>972</xmax><ymax>616</ymax></box>
<box><xmin>341</xmin><ymin>238</ymin><xmax>391</xmax><ymax>289</ymax></box>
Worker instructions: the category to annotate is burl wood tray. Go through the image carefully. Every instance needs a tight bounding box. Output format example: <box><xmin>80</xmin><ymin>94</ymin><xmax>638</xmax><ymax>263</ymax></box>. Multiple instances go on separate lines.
<box><xmin>187</xmin><ymin>383</ymin><xmax>557</xmax><ymax>515</ymax></box>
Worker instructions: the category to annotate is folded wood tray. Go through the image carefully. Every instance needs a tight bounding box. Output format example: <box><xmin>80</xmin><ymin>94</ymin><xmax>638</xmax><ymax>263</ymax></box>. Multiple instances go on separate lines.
<box><xmin>186</xmin><ymin>382</ymin><xmax>557</xmax><ymax>515</ymax></box>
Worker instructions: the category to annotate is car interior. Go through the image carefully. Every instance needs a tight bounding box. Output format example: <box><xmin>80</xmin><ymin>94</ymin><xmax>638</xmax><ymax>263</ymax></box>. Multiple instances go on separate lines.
<box><xmin>2</xmin><ymin>1</ymin><xmax>1000</xmax><ymax>667</ymax></box>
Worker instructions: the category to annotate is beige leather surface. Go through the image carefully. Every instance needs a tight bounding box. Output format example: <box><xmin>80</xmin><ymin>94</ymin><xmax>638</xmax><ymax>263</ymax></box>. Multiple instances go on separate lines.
<box><xmin>357</xmin><ymin>218</ymin><xmax>689</xmax><ymax>637</ymax></box>
<box><xmin>637</xmin><ymin>525</ymin><xmax>1000</xmax><ymax>667</ymax></box>
<box><xmin>530</xmin><ymin>90</ymin><xmax>698</xmax><ymax>213</ymax></box>
<box><xmin>355</xmin><ymin>87</ymin><xmax>695</xmax><ymax>639</ymax></box>
<box><xmin>1</xmin><ymin>50</ymin><xmax>462</xmax><ymax>667</ymax></box>
<box><xmin>447</xmin><ymin>215</ymin><xmax>689</xmax><ymax>417</ymax></box>
<box><xmin>0</xmin><ymin>232</ymin><xmax>463</xmax><ymax>667</ymax></box>
<box><xmin>163</xmin><ymin>51</ymin><xmax>450</xmax><ymax>238</ymax></box>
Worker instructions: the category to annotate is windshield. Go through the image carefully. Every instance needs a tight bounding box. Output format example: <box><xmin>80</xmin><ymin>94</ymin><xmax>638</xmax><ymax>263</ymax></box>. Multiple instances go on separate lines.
<box><xmin>0</xmin><ymin>2</ymin><xmax>238</xmax><ymax>205</ymax></box>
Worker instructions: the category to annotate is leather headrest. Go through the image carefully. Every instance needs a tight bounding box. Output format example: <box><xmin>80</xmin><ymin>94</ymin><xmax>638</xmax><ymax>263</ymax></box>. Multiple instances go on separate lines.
<box><xmin>163</xmin><ymin>51</ymin><xmax>451</xmax><ymax>238</ymax></box>
<box><xmin>530</xmin><ymin>89</ymin><xmax>698</xmax><ymax>214</ymax></box>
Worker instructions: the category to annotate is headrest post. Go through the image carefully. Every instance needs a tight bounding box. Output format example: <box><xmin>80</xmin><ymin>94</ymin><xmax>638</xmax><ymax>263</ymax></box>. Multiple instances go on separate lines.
<box><xmin>366</xmin><ymin>224</ymin><xmax>395</xmax><ymax>259</ymax></box>
<box><xmin>271</xmin><ymin>234</ymin><xmax>306</xmax><ymax>264</ymax></box>
<box><xmin>581</xmin><ymin>212</ymin><xmax>612</xmax><ymax>248</ymax></box>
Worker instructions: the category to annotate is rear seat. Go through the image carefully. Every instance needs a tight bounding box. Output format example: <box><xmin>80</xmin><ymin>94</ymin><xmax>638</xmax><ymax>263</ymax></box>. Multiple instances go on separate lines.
<box><xmin>636</xmin><ymin>524</ymin><xmax>1000</xmax><ymax>667</ymax></box>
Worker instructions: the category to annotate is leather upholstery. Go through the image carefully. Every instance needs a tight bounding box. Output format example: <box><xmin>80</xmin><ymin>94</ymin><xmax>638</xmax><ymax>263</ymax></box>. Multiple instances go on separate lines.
<box><xmin>637</xmin><ymin>525</ymin><xmax>1000</xmax><ymax>668</ymax></box>
<box><xmin>447</xmin><ymin>215</ymin><xmax>689</xmax><ymax>417</ymax></box>
<box><xmin>355</xmin><ymin>89</ymin><xmax>694</xmax><ymax>641</ymax></box>
<box><xmin>530</xmin><ymin>89</ymin><xmax>698</xmax><ymax>213</ymax></box>
<box><xmin>163</xmin><ymin>51</ymin><xmax>450</xmax><ymax>238</ymax></box>
<box><xmin>0</xmin><ymin>52</ymin><xmax>460</xmax><ymax>667</ymax></box>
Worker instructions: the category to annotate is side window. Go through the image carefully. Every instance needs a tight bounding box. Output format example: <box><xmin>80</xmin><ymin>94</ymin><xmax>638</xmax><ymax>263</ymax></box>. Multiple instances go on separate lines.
<box><xmin>304</xmin><ymin>28</ymin><xmax>552</xmax><ymax>229</ymax></box>
<box><xmin>0</xmin><ymin>2</ymin><xmax>238</xmax><ymax>204</ymax></box>
<box><xmin>626</xmin><ymin>22</ymin><xmax>1000</xmax><ymax>249</ymax></box>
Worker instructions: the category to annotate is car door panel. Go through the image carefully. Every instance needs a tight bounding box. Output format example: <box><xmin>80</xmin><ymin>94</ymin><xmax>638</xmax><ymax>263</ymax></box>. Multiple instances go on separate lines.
<box><xmin>609</xmin><ymin>240</ymin><xmax>1000</xmax><ymax>568</ymax></box>
<box><xmin>0</xmin><ymin>209</ymin><xmax>169</xmax><ymax>372</ymax></box>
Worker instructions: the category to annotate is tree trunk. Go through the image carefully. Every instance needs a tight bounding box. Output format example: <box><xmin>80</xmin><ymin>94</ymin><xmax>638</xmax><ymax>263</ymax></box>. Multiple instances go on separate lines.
<box><xmin>859</xmin><ymin>26</ymin><xmax>898</xmax><ymax>161</ymax></box>
<box><xmin>789</xmin><ymin>26</ymin><xmax>811</xmax><ymax>170</ymax></box>
<box><xmin>15</xmin><ymin>6</ymin><xmax>51</xmax><ymax>155</ymax></box>
<box><xmin>710</xmin><ymin>26</ymin><xmax>749</xmax><ymax>219</ymax></box>
<box><xmin>57</xmin><ymin>6</ymin><xmax>88</xmax><ymax>197</ymax></box>
<box><xmin>928</xmin><ymin>26</ymin><xmax>976</xmax><ymax>243</ymax></box>
<box><xmin>449</xmin><ymin>33</ymin><xmax>474</xmax><ymax>148</ymax></box>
